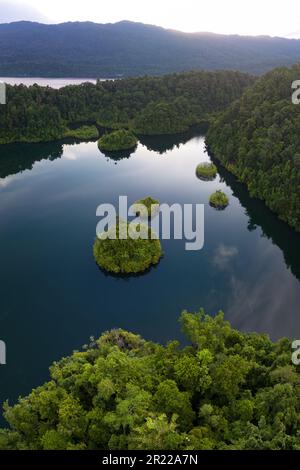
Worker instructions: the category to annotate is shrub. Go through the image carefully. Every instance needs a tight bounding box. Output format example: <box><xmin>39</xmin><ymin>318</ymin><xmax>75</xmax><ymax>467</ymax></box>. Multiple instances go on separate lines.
<box><xmin>196</xmin><ymin>162</ymin><xmax>217</xmax><ymax>180</ymax></box>
<box><xmin>209</xmin><ymin>190</ymin><xmax>229</xmax><ymax>209</ymax></box>
<box><xmin>64</xmin><ymin>125</ymin><xmax>99</xmax><ymax>140</ymax></box>
<box><xmin>98</xmin><ymin>130</ymin><xmax>137</xmax><ymax>152</ymax></box>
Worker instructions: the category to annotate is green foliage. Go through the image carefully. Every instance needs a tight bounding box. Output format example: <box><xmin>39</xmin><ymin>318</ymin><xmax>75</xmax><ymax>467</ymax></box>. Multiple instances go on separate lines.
<box><xmin>196</xmin><ymin>162</ymin><xmax>217</xmax><ymax>180</ymax></box>
<box><xmin>98</xmin><ymin>130</ymin><xmax>137</xmax><ymax>152</ymax></box>
<box><xmin>209</xmin><ymin>190</ymin><xmax>229</xmax><ymax>209</ymax></box>
<box><xmin>206</xmin><ymin>63</ymin><xmax>300</xmax><ymax>231</ymax></box>
<box><xmin>133</xmin><ymin>99</ymin><xmax>192</xmax><ymax>135</ymax></box>
<box><xmin>1</xmin><ymin>309</ymin><xmax>300</xmax><ymax>450</ymax></box>
<box><xmin>93</xmin><ymin>220</ymin><xmax>162</xmax><ymax>274</ymax></box>
<box><xmin>64</xmin><ymin>125</ymin><xmax>99</xmax><ymax>140</ymax></box>
<box><xmin>0</xmin><ymin>70</ymin><xmax>254</xmax><ymax>144</ymax></box>
<box><xmin>132</xmin><ymin>196</ymin><xmax>160</xmax><ymax>218</ymax></box>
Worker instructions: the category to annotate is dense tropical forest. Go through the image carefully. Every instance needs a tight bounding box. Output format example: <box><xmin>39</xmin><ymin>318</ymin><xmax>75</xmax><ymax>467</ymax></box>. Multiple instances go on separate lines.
<box><xmin>0</xmin><ymin>310</ymin><xmax>299</xmax><ymax>450</ymax></box>
<box><xmin>0</xmin><ymin>70</ymin><xmax>254</xmax><ymax>144</ymax></box>
<box><xmin>206</xmin><ymin>63</ymin><xmax>300</xmax><ymax>232</ymax></box>
<box><xmin>1</xmin><ymin>21</ymin><xmax>300</xmax><ymax>76</ymax></box>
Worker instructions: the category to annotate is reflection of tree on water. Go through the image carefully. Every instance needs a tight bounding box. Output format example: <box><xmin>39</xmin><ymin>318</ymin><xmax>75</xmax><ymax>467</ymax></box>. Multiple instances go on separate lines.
<box><xmin>99</xmin><ymin>146</ymin><xmax>137</xmax><ymax>163</ymax></box>
<box><xmin>99</xmin><ymin>126</ymin><xmax>208</xmax><ymax>162</ymax></box>
<box><xmin>139</xmin><ymin>125</ymin><xmax>208</xmax><ymax>154</ymax></box>
<box><xmin>0</xmin><ymin>141</ymin><xmax>64</xmax><ymax>179</ymax></box>
<box><xmin>212</xmin><ymin>157</ymin><xmax>300</xmax><ymax>282</ymax></box>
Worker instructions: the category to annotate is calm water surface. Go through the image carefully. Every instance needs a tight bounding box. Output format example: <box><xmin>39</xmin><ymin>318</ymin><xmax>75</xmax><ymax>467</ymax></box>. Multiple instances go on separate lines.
<box><xmin>0</xmin><ymin>131</ymin><xmax>300</xmax><ymax>418</ymax></box>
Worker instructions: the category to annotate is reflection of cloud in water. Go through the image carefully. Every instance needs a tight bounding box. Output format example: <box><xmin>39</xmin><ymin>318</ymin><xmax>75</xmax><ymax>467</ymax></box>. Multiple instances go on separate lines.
<box><xmin>226</xmin><ymin>244</ymin><xmax>300</xmax><ymax>340</ymax></box>
<box><xmin>63</xmin><ymin>141</ymin><xmax>96</xmax><ymax>161</ymax></box>
<box><xmin>0</xmin><ymin>174</ymin><xmax>20</xmax><ymax>188</ymax></box>
<box><xmin>63</xmin><ymin>150</ymin><xmax>77</xmax><ymax>161</ymax></box>
<box><xmin>212</xmin><ymin>244</ymin><xmax>238</xmax><ymax>270</ymax></box>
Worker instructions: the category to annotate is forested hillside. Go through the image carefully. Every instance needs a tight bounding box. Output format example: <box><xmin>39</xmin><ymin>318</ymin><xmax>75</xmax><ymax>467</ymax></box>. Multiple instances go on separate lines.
<box><xmin>0</xmin><ymin>310</ymin><xmax>299</xmax><ymax>450</ymax></box>
<box><xmin>0</xmin><ymin>70</ymin><xmax>254</xmax><ymax>144</ymax></box>
<box><xmin>1</xmin><ymin>21</ymin><xmax>300</xmax><ymax>76</ymax></box>
<box><xmin>206</xmin><ymin>64</ymin><xmax>300</xmax><ymax>232</ymax></box>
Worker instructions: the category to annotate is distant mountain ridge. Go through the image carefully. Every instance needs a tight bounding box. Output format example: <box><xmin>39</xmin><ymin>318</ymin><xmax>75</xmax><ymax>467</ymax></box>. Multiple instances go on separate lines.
<box><xmin>1</xmin><ymin>20</ymin><xmax>300</xmax><ymax>77</ymax></box>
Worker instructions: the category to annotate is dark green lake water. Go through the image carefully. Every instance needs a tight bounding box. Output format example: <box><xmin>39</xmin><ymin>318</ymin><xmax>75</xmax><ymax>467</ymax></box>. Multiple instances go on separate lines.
<box><xmin>0</xmin><ymin>131</ymin><xmax>300</xmax><ymax>419</ymax></box>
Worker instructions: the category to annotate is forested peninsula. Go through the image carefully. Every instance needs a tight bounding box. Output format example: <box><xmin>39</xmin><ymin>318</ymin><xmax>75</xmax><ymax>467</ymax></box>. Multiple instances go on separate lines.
<box><xmin>0</xmin><ymin>70</ymin><xmax>254</xmax><ymax>144</ymax></box>
<box><xmin>206</xmin><ymin>64</ymin><xmax>300</xmax><ymax>232</ymax></box>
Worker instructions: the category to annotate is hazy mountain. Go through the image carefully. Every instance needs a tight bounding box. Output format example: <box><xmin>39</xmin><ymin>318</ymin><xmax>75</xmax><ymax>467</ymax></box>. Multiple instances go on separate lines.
<box><xmin>1</xmin><ymin>20</ymin><xmax>300</xmax><ymax>77</ymax></box>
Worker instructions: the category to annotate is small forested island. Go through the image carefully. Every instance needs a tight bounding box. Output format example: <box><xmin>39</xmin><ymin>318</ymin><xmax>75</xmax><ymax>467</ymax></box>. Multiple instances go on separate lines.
<box><xmin>209</xmin><ymin>190</ymin><xmax>229</xmax><ymax>209</ymax></box>
<box><xmin>98</xmin><ymin>130</ymin><xmax>138</xmax><ymax>152</ymax></box>
<box><xmin>64</xmin><ymin>125</ymin><xmax>99</xmax><ymax>140</ymax></box>
<box><xmin>206</xmin><ymin>63</ymin><xmax>300</xmax><ymax>232</ymax></box>
<box><xmin>93</xmin><ymin>220</ymin><xmax>162</xmax><ymax>274</ymax></box>
<box><xmin>196</xmin><ymin>162</ymin><xmax>217</xmax><ymax>180</ymax></box>
<box><xmin>0</xmin><ymin>310</ymin><xmax>299</xmax><ymax>450</ymax></box>
<box><xmin>132</xmin><ymin>196</ymin><xmax>160</xmax><ymax>218</ymax></box>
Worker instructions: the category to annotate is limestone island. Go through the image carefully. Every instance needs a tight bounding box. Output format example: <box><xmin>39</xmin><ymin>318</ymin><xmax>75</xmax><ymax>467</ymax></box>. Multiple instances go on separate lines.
<box><xmin>93</xmin><ymin>220</ymin><xmax>162</xmax><ymax>274</ymax></box>
<box><xmin>209</xmin><ymin>190</ymin><xmax>229</xmax><ymax>210</ymax></box>
<box><xmin>98</xmin><ymin>129</ymin><xmax>138</xmax><ymax>152</ymax></box>
<box><xmin>196</xmin><ymin>162</ymin><xmax>217</xmax><ymax>181</ymax></box>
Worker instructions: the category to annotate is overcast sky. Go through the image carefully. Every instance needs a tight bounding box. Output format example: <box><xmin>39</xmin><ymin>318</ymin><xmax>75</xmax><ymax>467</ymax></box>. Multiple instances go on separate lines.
<box><xmin>1</xmin><ymin>0</ymin><xmax>300</xmax><ymax>38</ymax></box>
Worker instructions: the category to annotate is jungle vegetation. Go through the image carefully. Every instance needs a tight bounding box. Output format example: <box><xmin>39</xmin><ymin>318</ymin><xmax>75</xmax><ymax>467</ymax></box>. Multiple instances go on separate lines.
<box><xmin>93</xmin><ymin>220</ymin><xmax>162</xmax><ymax>274</ymax></box>
<box><xmin>65</xmin><ymin>125</ymin><xmax>99</xmax><ymax>140</ymax></box>
<box><xmin>0</xmin><ymin>310</ymin><xmax>299</xmax><ymax>450</ymax></box>
<box><xmin>132</xmin><ymin>196</ymin><xmax>160</xmax><ymax>218</ymax></box>
<box><xmin>209</xmin><ymin>191</ymin><xmax>229</xmax><ymax>209</ymax></box>
<box><xmin>196</xmin><ymin>162</ymin><xmax>217</xmax><ymax>180</ymax></box>
<box><xmin>0</xmin><ymin>70</ymin><xmax>254</xmax><ymax>144</ymax></box>
<box><xmin>133</xmin><ymin>100</ymin><xmax>192</xmax><ymax>135</ymax></box>
<box><xmin>98</xmin><ymin>130</ymin><xmax>137</xmax><ymax>152</ymax></box>
<box><xmin>206</xmin><ymin>63</ymin><xmax>300</xmax><ymax>231</ymax></box>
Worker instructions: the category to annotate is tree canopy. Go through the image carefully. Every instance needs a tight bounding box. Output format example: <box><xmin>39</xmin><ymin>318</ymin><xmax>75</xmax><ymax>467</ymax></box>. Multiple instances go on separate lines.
<box><xmin>132</xmin><ymin>196</ymin><xmax>160</xmax><ymax>218</ymax></box>
<box><xmin>0</xmin><ymin>70</ymin><xmax>254</xmax><ymax>144</ymax></box>
<box><xmin>206</xmin><ymin>63</ymin><xmax>300</xmax><ymax>231</ymax></box>
<box><xmin>93</xmin><ymin>220</ymin><xmax>162</xmax><ymax>274</ymax></box>
<box><xmin>209</xmin><ymin>190</ymin><xmax>229</xmax><ymax>209</ymax></box>
<box><xmin>98</xmin><ymin>130</ymin><xmax>137</xmax><ymax>152</ymax></box>
<box><xmin>196</xmin><ymin>162</ymin><xmax>217</xmax><ymax>181</ymax></box>
<box><xmin>0</xmin><ymin>310</ymin><xmax>299</xmax><ymax>450</ymax></box>
<box><xmin>65</xmin><ymin>125</ymin><xmax>99</xmax><ymax>140</ymax></box>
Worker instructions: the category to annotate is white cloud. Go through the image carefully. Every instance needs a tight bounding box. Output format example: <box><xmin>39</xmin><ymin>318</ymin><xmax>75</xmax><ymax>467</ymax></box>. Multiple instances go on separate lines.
<box><xmin>0</xmin><ymin>1</ymin><xmax>47</xmax><ymax>23</ymax></box>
